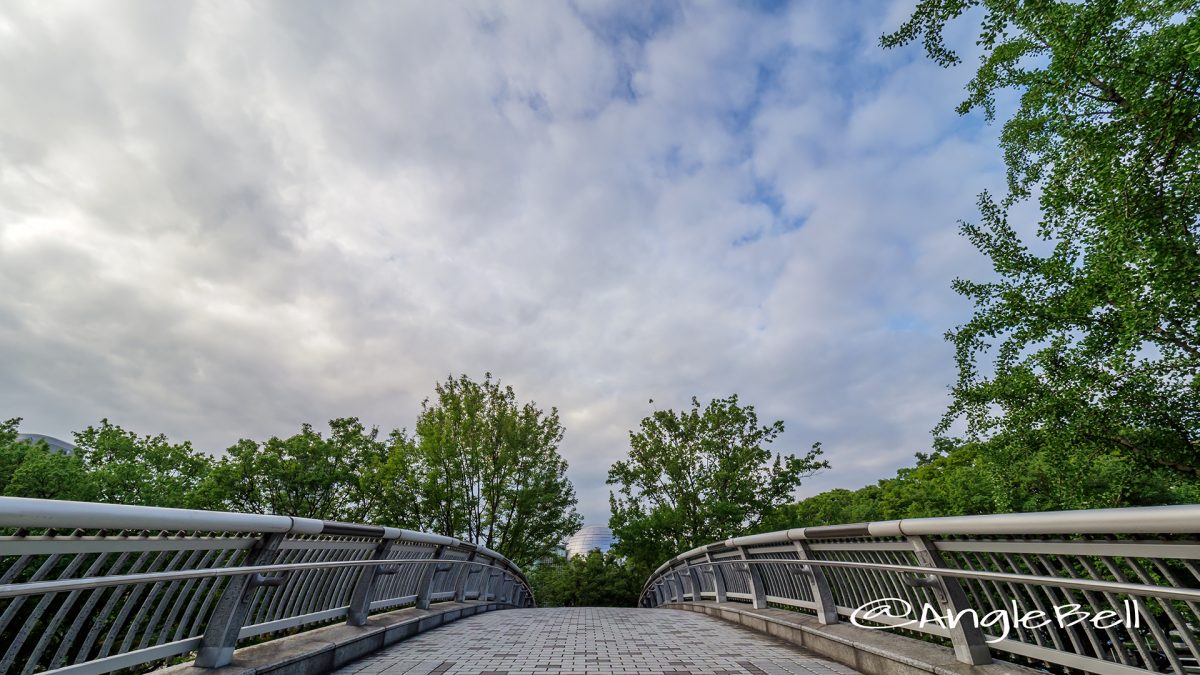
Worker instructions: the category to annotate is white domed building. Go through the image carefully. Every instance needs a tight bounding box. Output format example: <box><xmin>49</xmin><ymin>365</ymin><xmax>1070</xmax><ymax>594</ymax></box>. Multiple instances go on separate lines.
<box><xmin>564</xmin><ymin>525</ymin><xmax>616</xmax><ymax>558</ymax></box>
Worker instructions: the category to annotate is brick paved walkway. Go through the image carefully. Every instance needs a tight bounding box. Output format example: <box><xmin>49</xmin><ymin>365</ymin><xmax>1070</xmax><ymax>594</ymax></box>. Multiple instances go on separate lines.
<box><xmin>334</xmin><ymin>607</ymin><xmax>860</xmax><ymax>675</ymax></box>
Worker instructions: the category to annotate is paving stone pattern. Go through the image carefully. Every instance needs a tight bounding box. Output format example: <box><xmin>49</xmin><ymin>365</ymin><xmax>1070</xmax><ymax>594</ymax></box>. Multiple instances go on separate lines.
<box><xmin>334</xmin><ymin>607</ymin><xmax>861</xmax><ymax>675</ymax></box>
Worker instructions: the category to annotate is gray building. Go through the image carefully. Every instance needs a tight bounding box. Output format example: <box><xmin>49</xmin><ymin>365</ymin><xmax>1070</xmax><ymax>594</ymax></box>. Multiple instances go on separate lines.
<box><xmin>564</xmin><ymin>525</ymin><xmax>616</xmax><ymax>558</ymax></box>
<box><xmin>16</xmin><ymin>434</ymin><xmax>75</xmax><ymax>454</ymax></box>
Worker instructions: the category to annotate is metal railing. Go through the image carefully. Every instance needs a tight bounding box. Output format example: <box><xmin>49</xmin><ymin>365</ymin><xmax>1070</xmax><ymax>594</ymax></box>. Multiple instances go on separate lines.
<box><xmin>640</xmin><ymin>505</ymin><xmax>1200</xmax><ymax>675</ymax></box>
<box><xmin>0</xmin><ymin>497</ymin><xmax>533</xmax><ymax>675</ymax></box>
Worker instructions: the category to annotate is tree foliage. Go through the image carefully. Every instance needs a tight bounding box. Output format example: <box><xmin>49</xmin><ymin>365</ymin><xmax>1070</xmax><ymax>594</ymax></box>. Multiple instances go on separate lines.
<box><xmin>0</xmin><ymin>419</ymin><xmax>94</xmax><ymax>502</ymax></box>
<box><xmin>885</xmin><ymin>2</ymin><xmax>1200</xmax><ymax>480</ymax></box>
<box><xmin>0</xmin><ymin>374</ymin><xmax>582</xmax><ymax>570</ymax></box>
<box><xmin>73</xmin><ymin>420</ymin><xmax>214</xmax><ymax>508</ymax></box>
<box><xmin>607</xmin><ymin>395</ymin><xmax>827</xmax><ymax>570</ymax></box>
<box><xmin>198</xmin><ymin>418</ymin><xmax>386</xmax><ymax>520</ymax></box>
<box><xmin>527</xmin><ymin>550</ymin><xmax>642</xmax><ymax>608</ymax></box>
<box><xmin>765</xmin><ymin>434</ymin><xmax>1200</xmax><ymax>531</ymax></box>
<box><xmin>389</xmin><ymin>374</ymin><xmax>582</xmax><ymax>567</ymax></box>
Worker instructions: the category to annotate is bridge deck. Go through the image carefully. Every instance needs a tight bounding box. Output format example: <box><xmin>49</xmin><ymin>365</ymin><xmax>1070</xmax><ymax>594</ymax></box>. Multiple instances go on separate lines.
<box><xmin>333</xmin><ymin>607</ymin><xmax>860</xmax><ymax>675</ymax></box>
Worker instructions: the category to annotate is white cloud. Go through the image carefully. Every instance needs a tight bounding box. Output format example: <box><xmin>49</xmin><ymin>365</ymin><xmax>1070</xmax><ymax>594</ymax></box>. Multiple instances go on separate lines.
<box><xmin>0</xmin><ymin>0</ymin><xmax>1006</xmax><ymax>525</ymax></box>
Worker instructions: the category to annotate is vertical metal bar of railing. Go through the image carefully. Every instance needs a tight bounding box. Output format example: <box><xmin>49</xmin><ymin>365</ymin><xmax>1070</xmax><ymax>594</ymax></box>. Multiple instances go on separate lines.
<box><xmin>415</xmin><ymin>545</ymin><xmax>446</xmax><ymax>610</ymax></box>
<box><xmin>346</xmin><ymin>537</ymin><xmax>395</xmax><ymax>626</ymax></box>
<box><xmin>482</xmin><ymin>568</ymin><xmax>497</xmax><ymax>602</ymax></box>
<box><xmin>454</xmin><ymin>551</ymin><xmax>477</xmax><ymax>603</ymax></box>
<box><xmin>794</xmin><ymin>540</ymin><xmax>837</xmax><ymax>625</ymax></box>
<box><xmin>737</xmin><ymin>546</ymin><xmax>767</xmax><ymax>609</ymax></box>
<box><xmin>906</xmin><ymin>535</ymin><xmax>991</xmax><ymax>665</ymax></box>
<box><xmin>194</xmin><ymin>532</ymin><xmax>286</xmax><ymax>668</ymax></box>
<box><xmin>706</xmin><ymin>551</ymin><xmax>727</xmax><ymax>603</ymax></box>
<box><xmin>687</xmin><ymin>562</ymin><xmax>703</xmax><ymax>601</ymax></box>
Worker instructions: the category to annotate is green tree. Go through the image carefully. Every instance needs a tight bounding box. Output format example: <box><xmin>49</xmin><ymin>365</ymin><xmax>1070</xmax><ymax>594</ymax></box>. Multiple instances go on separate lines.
<box><xmin>366</xmin><ymin>428</ymin><xmax>428</xmax><ymax>529</ymax></box>
<box><xmin>528</xmin><ymin>550</ymin><xmax>642</xmax><ymax>608</ymax></box>
<box><xmin>0</xmin><ymin>418</ymin><xmax>30</xmax><ymax>494</ymax></box>
<box><xmin>199</xmin><ymin>417</ymin><xmax>384</xmax><ymax>520</ymax></box>
<box><xmin>392</xmin><ymin>374</ymin><xmax>582</xmax><ymax>567</ymax></box>
<box><xmin>607</xmin><ymin>395</ymin><xmax>828</xmax><ymax>571</ymax></box>
<box><xmin>0</xmin><ymin>418</ymin><xmax>95</xmax><ymax>502</ymax></box>
<box><xmin>73</xmin><ymin>420</ymin><xmax>213</xmax><ymax>508</ymax></box>
<box><xmin>768</xmin><ymin>433</ymin><xmax>1199</xmax><ymax>531</ymax></box>
<box><xmin>759</xmin><ymin>487</ymin><xmax>885</xmax><ymax>532</ymax></box>
<box><xmin>884</xmin><ymin>2</ymin><xmax>1200</xmax><ymax>485</ymax></box>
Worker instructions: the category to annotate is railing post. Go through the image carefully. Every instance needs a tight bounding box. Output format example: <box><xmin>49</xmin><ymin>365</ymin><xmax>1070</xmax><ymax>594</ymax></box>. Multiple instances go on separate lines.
<box><xmin>686</xmin><ymin>561</ymin><xmax>704</xmax><ymax>601</ymax></box>
<box><xmin>794</xmin><ymin>541</ymin><xmax>838</xmax><ymax>625</ymax></box>
<box><xmin>908</xmin><ymin>535</ymin><xmax>992</xmax><ymax>665</ymax></box>
<box><xmin>492</xmin><ymin>571</ymin><xmax>502</xmax><ymax>601</ymax></box>
<box><xmin>454</xmin><ymin>551</ymin><xmax>477</xmax><ymax>603</ymax></box>
<box><xmin>737</xmin><ymin>546</ymin><xmax>767</xmax><ymax>609</ymax></box>
<box><xmin>705</xmin><ymin>551</ymin><xmax>727</xmax><ymax>603</ymax></box>
<box><xmin>483</xmin><ymin>569</ymin><xmax>498</xmax><ymax>602</ymax></box>
<box><xmin>414</xmin><ymin>545</ymin><xmax>446</xmax><ymax>610</ymax></box>
<box><xmin>669</xmin><ymin>570</ymin><xmax>684</xmax><ymax>602</ymax></box>
<box><xmin>346</xmin><ymin>537</ymin><xmax>397</xmax><ymax>626</ymax></box>
<box><xmin>194</xmin><ymin>532</ymin><xmax>285</xmax><ymax>668</ymax></box>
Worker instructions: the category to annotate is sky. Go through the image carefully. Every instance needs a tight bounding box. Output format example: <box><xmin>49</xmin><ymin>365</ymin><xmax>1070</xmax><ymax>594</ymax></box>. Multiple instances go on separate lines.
<box><xmin>0</xmin><ymin>1</ymin><xmax>1008</xmax><ymax>526</ymax></box>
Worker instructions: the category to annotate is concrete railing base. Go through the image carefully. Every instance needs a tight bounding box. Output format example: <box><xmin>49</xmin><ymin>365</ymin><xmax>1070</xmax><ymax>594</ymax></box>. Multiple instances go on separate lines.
<box><xmin>662</xmin><ymin>602</ymin><xmax>1039</xmax><ymax>675</ymax></box>
<box><xmin>157</xmin><ymin>601</ymin><xmax>508</xmax><ymax>675</ymax></box>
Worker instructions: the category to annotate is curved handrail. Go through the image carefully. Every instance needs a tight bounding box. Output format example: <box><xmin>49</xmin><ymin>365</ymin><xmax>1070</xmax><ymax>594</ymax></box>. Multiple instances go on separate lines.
<box><xmin>650</xmin><ymin>504</ymin><xmax>1200</xmax><ymax>576</ymax></box>
<box><xmin>0</xmin><ymin>497</ymin><xmax>534</xmax><ymax>674</ymax></box>
<box><xmin>641</xmin><ymin>504</ymin><xmax>1200</xmax><ymax>675</ymax></box>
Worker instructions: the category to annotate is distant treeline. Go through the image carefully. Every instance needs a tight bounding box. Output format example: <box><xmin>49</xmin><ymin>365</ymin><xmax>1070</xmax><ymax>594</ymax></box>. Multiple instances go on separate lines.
<box><xmin>1</xmin><ymin>373</ymin><xmax>581</xmax><ymax>569</ymax></box>
<box><xmin>760</xmin><ymin>434</ymin><xmax>1200</xmax><ymax>533</ymax></box>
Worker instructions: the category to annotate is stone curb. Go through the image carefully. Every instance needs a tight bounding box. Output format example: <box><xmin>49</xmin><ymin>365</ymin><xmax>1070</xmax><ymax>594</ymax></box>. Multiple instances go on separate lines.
<box><xmin>156</xmin><ymin>601</ymin><xmax>507</xmax><ymax>675</ymax></box>
<box><xmin>660</xmin><ymin>602</ymin><xmax>1040</xmax><ymax>675</ymax></box>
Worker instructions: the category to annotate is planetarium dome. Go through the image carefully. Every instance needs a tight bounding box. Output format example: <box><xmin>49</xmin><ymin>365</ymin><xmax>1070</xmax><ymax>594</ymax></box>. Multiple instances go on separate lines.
<box><xmin>564</xmin><ymin>525</ymin><xmax>616</xmax><ymax>558</ymax></box>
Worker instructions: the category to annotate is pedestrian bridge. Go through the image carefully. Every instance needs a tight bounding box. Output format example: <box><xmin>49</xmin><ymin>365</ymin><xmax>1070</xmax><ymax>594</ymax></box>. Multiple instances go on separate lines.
<box><xmin>1</xmin><ymin>498</ymin><xmax>1198</xmax><ymax>675</ymax></box>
